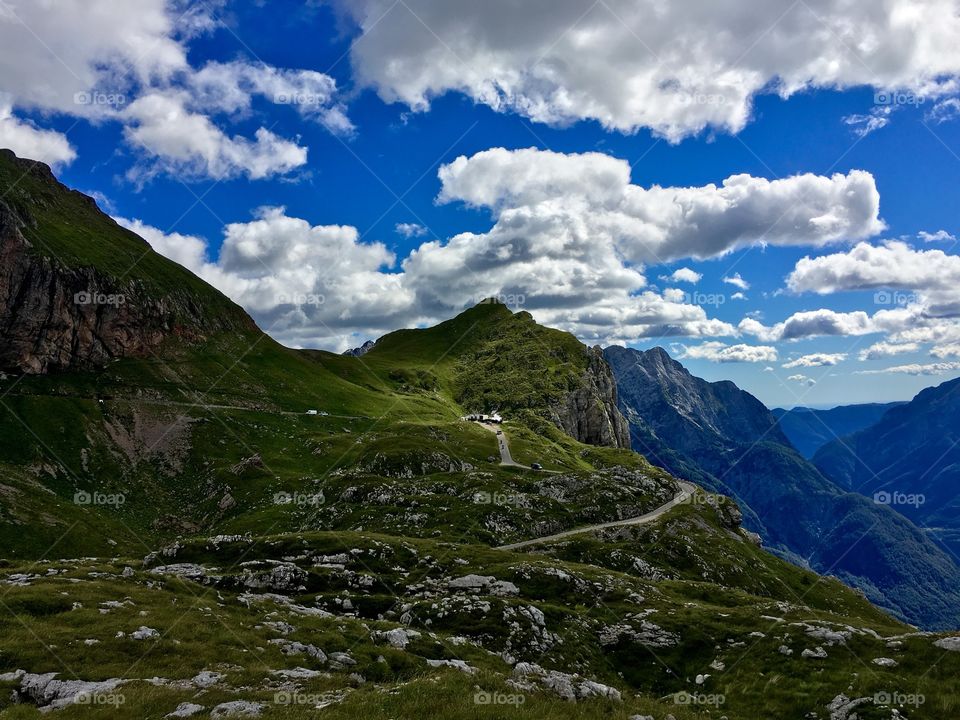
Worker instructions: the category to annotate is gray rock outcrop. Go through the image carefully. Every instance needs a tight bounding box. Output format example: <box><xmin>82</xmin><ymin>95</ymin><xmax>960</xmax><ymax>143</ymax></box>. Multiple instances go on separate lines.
<box><xmin>551</xmin><ymin>346</ymin><xmax>630</xmax><ymax>448</ymax></box>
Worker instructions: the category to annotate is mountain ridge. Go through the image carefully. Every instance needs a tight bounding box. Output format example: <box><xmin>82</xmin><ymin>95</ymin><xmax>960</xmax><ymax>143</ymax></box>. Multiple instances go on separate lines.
<box><xmin>773</xmin><ymin>402</ymin><xmax>906</xmax><ymax>458</ymax></box>
<box><xmin>814</xmin><ymin>376</ymin><xmax>960</xmax><ymax>559</ymax></box>
<box><xmin>605</xmin><ymin>343</ymin><xmax>960</xmax><ymax>629</ymax></box>
<box><xmin>0</xmin><ymin>150</ymin><xmax>255</xmax><ymax>374</ymax></box>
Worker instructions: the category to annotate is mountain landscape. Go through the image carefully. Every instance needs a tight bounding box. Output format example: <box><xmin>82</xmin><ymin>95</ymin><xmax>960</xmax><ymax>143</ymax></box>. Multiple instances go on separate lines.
<box><xmin>772</xmin><ymin>404</ymin><xmax>905</xmax><ymax>459</ymax></box>
<box><xmin>2</xmin><ymin>149</ymin><xmax>960</xmax><ymax>719</ymax></box>
<box><xmin>814</xmin><ymin>378</ymin><xmax>960</xmax><ymax>560</ymax></box>
<box><xmin>604</xmin><ymin>345</ymin><xmax>960</xmax><ymax>630</ymax></box>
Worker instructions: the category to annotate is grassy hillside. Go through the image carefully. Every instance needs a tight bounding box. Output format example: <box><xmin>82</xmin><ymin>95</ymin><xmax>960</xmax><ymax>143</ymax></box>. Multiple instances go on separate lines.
<box><xmin>4</xmin><ymin>306</ymin><xmax>960</xmax><ymax>717</ymax></box>
<box><xmin>3</xmin><ymin>156</ymin><xmax>960</xmax><ymax>718</ymax></box>
<box><xmin>0</xmin><ymin>150</ymin><xmax>247</xmax><ymax>324</ymax></box>
<box><xmin>366</xmin><ymin>302</ymin><xmax>592</xmax><ymax>420</ymax></box>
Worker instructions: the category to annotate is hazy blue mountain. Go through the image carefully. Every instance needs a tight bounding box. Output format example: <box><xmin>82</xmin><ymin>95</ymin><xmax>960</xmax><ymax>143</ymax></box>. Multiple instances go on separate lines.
<box><xmin>814</xmin><ymin>377</ymin><xmax>960</xmax><ymax>559</ymax></box>
<box><xmin>605</xmin><ymin>344</ymin><xmax>960</xmax><ymax>629</ymax></box>
<box><xmin>772</xmin><ymin>403</ymin><xmax>905</xmax><ymax>458</ymax></box>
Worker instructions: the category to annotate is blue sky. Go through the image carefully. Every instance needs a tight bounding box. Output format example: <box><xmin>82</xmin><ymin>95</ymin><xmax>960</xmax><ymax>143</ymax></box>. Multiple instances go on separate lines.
<box><xmin>3</xmin><ymin>0</ymin><xmax>960</xmax><ymax>407</ymax></box>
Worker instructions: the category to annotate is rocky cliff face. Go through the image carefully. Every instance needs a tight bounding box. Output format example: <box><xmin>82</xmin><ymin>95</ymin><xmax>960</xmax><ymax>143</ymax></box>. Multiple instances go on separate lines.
<box><xmin>606</xmin><ymin>345</ymin><xmax>788</xmax><ymax>450</ymax></box>
<box><xmin>0</xmin><ymin>158</ymin><xmax>254</xmax><ymax>374</ymax></box>
<box><xmin>551</xmin><ymin>347</ymin><xmax>630</xmax><ymax>448</ymax></box>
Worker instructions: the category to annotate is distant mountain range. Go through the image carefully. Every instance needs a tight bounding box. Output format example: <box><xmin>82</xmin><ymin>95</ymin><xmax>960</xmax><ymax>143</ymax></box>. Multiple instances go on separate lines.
<box><xmin>814</xmin><ymin>377</ymin><xmax>960</xmax><ymax>560</ymax></box>
<box><xmin>605</xmin><ymin>344</ymin><xmax>960</xmax><ymax>629</ymax></box>
<box><xmin>772</xmin><ymin>403</ymin><xmax>905</xmax><ymax>458</ymax></box>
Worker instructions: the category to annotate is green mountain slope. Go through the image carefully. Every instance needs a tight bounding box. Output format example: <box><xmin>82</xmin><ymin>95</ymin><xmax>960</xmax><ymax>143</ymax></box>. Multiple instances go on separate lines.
<box><xmin>2</xmin><ymin>151</ymin><xmax>960</xmax><ymax>719</ymax></box>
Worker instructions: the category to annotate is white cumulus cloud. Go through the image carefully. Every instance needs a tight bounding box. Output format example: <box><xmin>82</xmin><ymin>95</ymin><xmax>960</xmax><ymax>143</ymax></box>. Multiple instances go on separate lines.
<box><xmin>0</xmin><ymin>1</ymin><xmax>344</xmax><ymax>180</ymax></box>
<box><xmin>338</xmin><ymin>0</ymin><xmax>960</xmax><ymax>140</ymax></box>
<box><xmin>782</xmin><ymin>353</ymin><xmax>847</xmax><ymax>368</ymax></box>
<box><xmin>116</xmin><ymin>208</ymin><xmax>414</xmax><ymax>351</ymax></box>
<box><xmin>678</xmin><ymin>342</ymin><xmax>778</xmax><ymax>363</ymax></box>
<box><xmin>859</xmin><ymin>341</ymin><xmax>920</xmax><ymax>360</ymax></box>
<box><xmin>436</xmin><ymin>147</ymin><xmax>883</xmax><ymax>265</ymax></box>
<box><xmin>740</xmin><ymin>309</ymin><xmax>876</xmax><ymax>342</ymax></box>
<box><xmin>787</xmin><ymin>241</ymin><xmax>960</xmax><ymax>317</ymax></box>
<box><xmin>0</xmin><ymin>101</ymin><xmax>75</xmax><ymax>167</ymax></box>
<box><xmin>395</xmin><ymin>223</ymin><xmax>427</xmax><ymax>238</ymax></box>
<box><xmin>122</xmin><ymin>92</ymin><xmax>308</xmax><ymax>182</ymax></box>
<box><xmin>660</xmin><ymin>268</ymin><xmax>702</xmax><ymax>284</ymax></box>
<box><xmin>723</xmin><ymin>273</ymin><xmax>750</xmax><ymax>290</ymax></box>
<box><xmin>857</xmin><ymin>362</ymin><xmax>960</xmax><ymax>375</ymax></box>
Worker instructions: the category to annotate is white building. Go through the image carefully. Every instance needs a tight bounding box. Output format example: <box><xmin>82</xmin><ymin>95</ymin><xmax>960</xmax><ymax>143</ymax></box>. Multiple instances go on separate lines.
<box><xmin>464</xmin><ymin>412</ymin><xmax>503</xmax><ymax>424</ymax></box>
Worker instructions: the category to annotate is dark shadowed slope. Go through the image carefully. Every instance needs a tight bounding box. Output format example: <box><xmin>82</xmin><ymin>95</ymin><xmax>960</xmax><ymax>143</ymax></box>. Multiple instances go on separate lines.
<box><xmin>773</xmin><ymin>402</ymin><xmax>905</xmax><ymax>458</ymax></box>
<box><xmin>605</xmin><ymin>344</ymin><xmax>960</xmax><ymax>629</ymax></box>
<box><xmin>814</xmin><ymin>377</ymin><xmax>960</xmax><ymax>560</ymax></box>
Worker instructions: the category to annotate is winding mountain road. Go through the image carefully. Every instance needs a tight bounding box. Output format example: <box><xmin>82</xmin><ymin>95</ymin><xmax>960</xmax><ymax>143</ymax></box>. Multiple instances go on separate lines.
<box><xmin>497</xmin><ymin>481</ymin><xmax>697</xmax><ymax>551</ymax></box>
<box><xmin>476</xmin><ymin>421</ymin><xmax>528</xmax><ymax>468</ymax></box>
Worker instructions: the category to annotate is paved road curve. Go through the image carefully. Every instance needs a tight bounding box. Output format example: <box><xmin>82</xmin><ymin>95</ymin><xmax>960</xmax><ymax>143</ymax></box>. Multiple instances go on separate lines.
<box><xmin>497</xmin><ymin>481</ymin><xmax>697</xmax><ymax>551</ymax></box>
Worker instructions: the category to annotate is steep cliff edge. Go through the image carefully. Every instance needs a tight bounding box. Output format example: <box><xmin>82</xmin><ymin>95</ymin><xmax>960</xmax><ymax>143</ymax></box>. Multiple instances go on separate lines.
<box><xmin>551</xmin><ymin>346</ymin><xmax>630</xmax><ymax>448</ymax></box>
<box><xmin>0</xmin><ymin>150</ymin><xmax>255</xmax><ymax>374</ymax></box>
